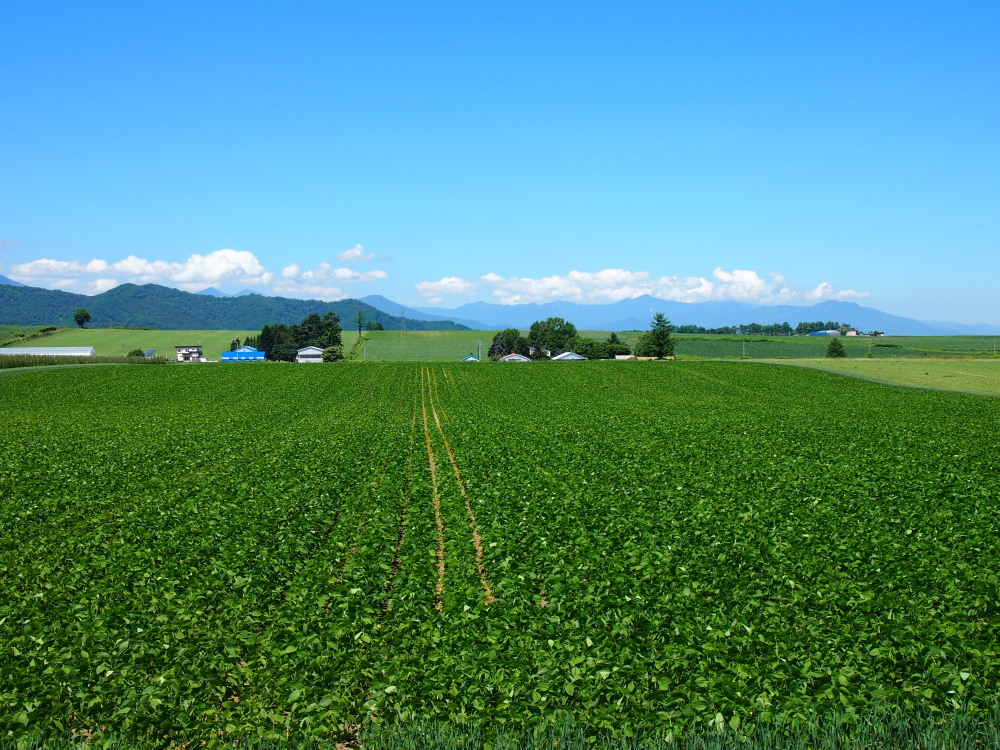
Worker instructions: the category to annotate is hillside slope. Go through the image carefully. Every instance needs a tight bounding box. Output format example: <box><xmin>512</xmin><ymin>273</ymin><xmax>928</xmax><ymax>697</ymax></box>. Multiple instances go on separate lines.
<box><xmin>0</xmin><ymin>283</ymin><xmax>469</xmax><ymax>331</ymax></box>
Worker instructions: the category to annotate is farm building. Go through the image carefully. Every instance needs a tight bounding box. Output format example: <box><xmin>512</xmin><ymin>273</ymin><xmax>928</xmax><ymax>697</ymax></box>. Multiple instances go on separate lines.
<box><xmin>614</xmin><ymin>354</ymin><xmax>637</xmax><ymax>360</ymax></box>
<box><xmin>498</xmin><ymin>353</ymin><xmax>531</xmax><ymax>362</ymax></box>
<box><xmin>175</xmin><ymin>345</ymin><xmax>204</xmax><ymax>362</ymax></box>
<box><xmin>552</xmin><ymin>351</ymin><xmax>587</xmax><ymax>361</ymax></box>
<box><xmin>0</xmin><ymin>346</ymin><xmax>96</xmax><ymax>357</ymax></box>
<box><xmin>808</xmin><ymin>330</ymin><xmax>841</xmax><ymax>336</ymax></box>
<box><xmin>461</xmin><ymin>354</ymin><xmax>480</xmax><ymax>362</ymax></box>
<box><xmin>296</xmin><ymin>346</ymin><xmax>324</xmax><ymax>363</ymax></box>
<box><xmin>221</xmin><ymin>346</ymin><xmax>266</xmax><ymax>362</ymax></box>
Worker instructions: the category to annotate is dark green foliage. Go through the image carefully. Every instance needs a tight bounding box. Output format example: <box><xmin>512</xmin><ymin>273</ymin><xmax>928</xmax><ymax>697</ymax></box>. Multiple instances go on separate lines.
<box><xmin>0</xmin><ymin>354</ymin><xmax>166</xmax><ymax>369</ymax></box>
<box><xmin>526</xmin><ymin>317</ymin><xmax>577</xmax><ymax>356</ymax></box>
<box><xmin>826</xmin><ymin>337</ymin><xmax>847</xmax><ymax>357</ymax></box>
<box><xmin>795</xmin><ymin>320</ymin><xmax>851</xmax><ymax>335</ymax></box>
<box><xmin>565</xmin><ymin>335</ymin><xmax>607</xmax><ymax>359</ymax></box>
<box><xmin>126</xmin><ymin>348</ymin><xmax>145</xmax><ymax>357</ymax></box>
<box><xmin>604</xmin><ymin>331</ymin><xmax>631</xmax><ymax>357</ymax></box>
<box><xmin>0</xmin><ymin>283</ymin><xmax>469</xmax><ymax>331</ymax></box>
<box><xmin>487</xmin><ymin>328</ymin><xmax>529</xmax><ymax>359</ymax></box>
<box><xmin>246</xmin><ymin>312</ymin><xmax>343</xmax><ymax>361</ymax></box>
<box><xmin>73</xmin><ymin>308</ymin><xmax>91</xmax><ymax>327</ymax></box>
<box><xmin>634</xmin><ymin>312</ymin><xmax>675</xmax><ymax>358</ymax></box>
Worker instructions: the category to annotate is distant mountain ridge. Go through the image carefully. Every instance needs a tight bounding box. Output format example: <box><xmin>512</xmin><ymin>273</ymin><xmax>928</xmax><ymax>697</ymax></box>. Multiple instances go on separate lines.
<box><xmin>0</xmin><ymin>274</ymin><xmax>25</xmax><ymax>287</ymax></box>
<box><xmin>0</xmin><ymin>283</ymin><xmax>470</xmax><ymax>331</ymax></box>
<box><xmin>397</xmin><ymin>295</ymin><xmax>1000</xmax><ymax>336</ymax></box>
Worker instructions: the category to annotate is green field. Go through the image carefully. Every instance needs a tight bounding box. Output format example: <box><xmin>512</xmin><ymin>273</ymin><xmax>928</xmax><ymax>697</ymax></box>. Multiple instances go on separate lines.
<box><xmin>2</xmin><ymin>362</ymin><xmax>999</xmax><ymax>744</ymax></box>
<box><xmin>10</xmin><ymin>326</ymin><xmax>1000</xmax><ymax>363</ymax></box>
<box><xmin>12</xmin><ymin>327</ymin><xmax>260</xmax><ymax>358</ymax></box>
<box><xmin>786</xmin><ymin>359</ymin><xmax>1000</xmax><ymax>396</ymax></box>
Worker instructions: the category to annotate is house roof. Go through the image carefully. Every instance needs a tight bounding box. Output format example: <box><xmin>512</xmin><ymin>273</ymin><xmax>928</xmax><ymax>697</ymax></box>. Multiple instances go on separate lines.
<box><xmin>297</xmin><ymin>346</ymin><xmax>324</xmax><ymax>354</ymax></box>
<box><xmin>552</xmin><ymin>351</ymin><xmax>587</xmax><ymax>360</ymax></box>
<box><xmin>499</xmin><ymin>352</ymin><xmax>531</xmax><ymax>362</ymax></box>
<box><xmin>461</xmin><ymin>354</ymin><xmax>480</xmax><ymax>361</ymax></box>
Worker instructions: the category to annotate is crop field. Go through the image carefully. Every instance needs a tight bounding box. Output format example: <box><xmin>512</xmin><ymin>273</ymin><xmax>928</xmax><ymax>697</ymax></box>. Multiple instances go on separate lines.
<box><xmin>787</xmin><ymin>359</ymin><xmax>1000</xmax><ymax>396</ymax></box>
<box><xmin>2</xmin><ymin>363</ymin><xmax>1000</xmax><ymax>744</ymax></box>
<box><xmin>18</xmin><ymin>328</ymin><xmax>261</xmax><ymax>359</ymax></box>
<box><xmin>345</xmin><ymin>330</ymin><xmax>1000</xmax><ymax>361</ymax></box>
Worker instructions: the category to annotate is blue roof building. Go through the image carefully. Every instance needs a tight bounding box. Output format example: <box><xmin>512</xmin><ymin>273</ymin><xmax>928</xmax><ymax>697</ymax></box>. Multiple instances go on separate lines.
<box><xmin>221</xmin><ymin>346</ymin><xmax>266</xmax><ymax>362</ymax></box>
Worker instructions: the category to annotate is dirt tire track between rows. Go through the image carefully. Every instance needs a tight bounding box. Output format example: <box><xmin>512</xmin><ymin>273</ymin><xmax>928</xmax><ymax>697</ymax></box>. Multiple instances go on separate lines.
<box><xmin>427</xmin><ymin>367</ymin><xmax>495</xmax><ymax>606</ymax></box>
<box><xmin>420</xmin><ymin>366</ymin><xmax>447</xmax><ymax>612</ymax></box>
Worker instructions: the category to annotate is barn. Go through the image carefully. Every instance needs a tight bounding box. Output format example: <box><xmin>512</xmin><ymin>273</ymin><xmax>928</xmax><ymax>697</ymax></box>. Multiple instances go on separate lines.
<box><xmin>498</xmin><ymin>352</ymin><xmax>531</xmax><ymax>362</ymax></box>
<box><xmin>221</xmin><ymin>346</ymin><xmax>266</xmax><ymax>362</ymax></box>
<box><xmin>0</xmin><ymin>347</ymin><xmax>96</xmax><ymax>357</ymax></box>
<box><xmin>296</xmin><ymin>346</ymin><xmax>324</xmax><ymax>363</ymax></box>
<box><xmin>552</xmin><ymin>351</ymin><xmax>587</xmax><ymax>361</ymax></box>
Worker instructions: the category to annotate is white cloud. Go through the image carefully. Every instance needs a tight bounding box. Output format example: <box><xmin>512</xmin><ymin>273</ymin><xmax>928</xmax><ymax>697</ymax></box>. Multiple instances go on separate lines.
<box><xmin>415</xmin><ymin>267</ymin><xmax>869</xmax><ymax>306</ymax></box>
<box><xmin>282</xmin><ymin>263</ymin><xmax>301</xmax><ymax>278</ymax></box>
<box><xmin>415</xmin><ymin>276</ymin><xmax>479</xmax><ymax>304</ymax></box>
<box><xmin>336</xmin><ymin>244</ymin><xmax>378</xmax><ymax>263</ymax></box>
<box><xmin>300</xmin><ymin>262</ymin><xmax>388</xmax><ymax>283</ymax></box>
<box><xmin>271</xmin><ymin>282</ymin><xmax>348</xmax><ymax>301</ymax></box>
<box><xmin>8</xmin><ymin>249</ymin><xmax>275</xmax><ymax>294</ymax></box>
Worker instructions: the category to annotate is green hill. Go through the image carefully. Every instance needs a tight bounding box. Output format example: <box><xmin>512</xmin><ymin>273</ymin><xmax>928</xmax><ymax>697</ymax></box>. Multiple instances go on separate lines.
<box><xmin>0</xmin><ymin>283</ymin><xmax>469</xmax><ymax>331</ymax></box>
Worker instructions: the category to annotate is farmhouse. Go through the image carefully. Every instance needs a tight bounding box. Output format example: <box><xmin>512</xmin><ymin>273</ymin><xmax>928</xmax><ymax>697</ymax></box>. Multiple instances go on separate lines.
<box><xmin>461</xmin><ymin>354</ymin><xmax>480</xmax><ymax>362</ymax></box>
<box><xmin>175</xmin><ymin>345</ymin><xmax>204</xmax><ymax>362</ymax></box>
<box><xmin>296</xmin><ymin>345</ymin><xmax>324</xmax><ymax>363</ymax></box>
<box><xmin>221</xmin><ymin>345</ymin><xmax>266</xmax><ymax>362</ymax></box>
<box><xmin>499</xmin><ymin>352</ymin><xmax>531</xmax><ymax>362</ymax></box>
<box><xmin>552</xmin><ymin>351</ymin><xmax>587</xmax><ymax>361</ymax></box>
<box><xmin>0</xmin><ymin>346</ymin><xmax>96</xmax><ymax>357</ymax></box>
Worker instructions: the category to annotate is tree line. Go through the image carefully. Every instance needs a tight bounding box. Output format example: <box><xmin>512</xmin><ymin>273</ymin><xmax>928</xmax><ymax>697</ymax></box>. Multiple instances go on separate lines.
<box><xmin>241</xmin><ymin>312</ymin><xmax>344</xmax><ymax>362</ymax></box>
<box><xmin>674</xmin><ymin>320</ymin><xmax>852</xmax><ymax>336</ymax></box>
<box><xmin>487</xmin><ymin>313</ymin><xmax>676</xmax><ymax>360</ymax></box>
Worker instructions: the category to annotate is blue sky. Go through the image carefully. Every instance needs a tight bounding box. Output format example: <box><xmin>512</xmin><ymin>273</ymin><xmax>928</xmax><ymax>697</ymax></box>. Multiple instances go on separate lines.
<box><xmin>2</xmin><ymin>1</ymin><xmax>998</xmax><ymax>324</ymax></box>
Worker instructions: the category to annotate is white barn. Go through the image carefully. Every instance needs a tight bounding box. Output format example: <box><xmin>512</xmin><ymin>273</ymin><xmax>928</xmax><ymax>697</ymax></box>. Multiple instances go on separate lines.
<box><xmin>552</xmin><ymin>351</ymin><xmax>587</xmax><ymax>361</ymax></box>
<box><xmin>296</xmin><ymin>345</ymin><xmax>324</xmax><ymax>363</ymax></box>
<box><xmin>0</xmin><ymin>347</ymin><xmax>96</xmax><ymax>357</ymax></box>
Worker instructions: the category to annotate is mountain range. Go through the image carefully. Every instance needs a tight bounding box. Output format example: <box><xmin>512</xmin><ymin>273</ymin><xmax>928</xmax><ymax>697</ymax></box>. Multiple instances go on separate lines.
<box><xmin>0</xmin><ymin>275</ymin><xmax>996</xmax><ymax>335</ymax></box>
<box><xmin>399</xmin><ymin>296</ymin><xmax>1000</xmax><ymax>336</ymax></box>
<box><xmin>0</xmin><ymin>281</ymin><xmax>468</xmax><ymax>331</ymax></box>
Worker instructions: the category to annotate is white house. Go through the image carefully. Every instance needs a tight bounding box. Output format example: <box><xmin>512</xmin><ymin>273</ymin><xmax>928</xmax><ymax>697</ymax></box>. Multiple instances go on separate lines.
<box><xmin>296</xmin><ymin>345</ymin><xmax>324</xmax><ymax>363</ymax></box>
<box><xmin>552</xmin><ymin>351</ymin><xmax>587</xmax><ymax>361</ymax></box>
<box><xmin>175</xmin><ymin>345</ymin><xmax>204</xmax><ymax>362</ymax></box>
<box><xmin>498</xmin><ymin>352</ymin><xmax>531</xmax><ymax>362</ymax></box>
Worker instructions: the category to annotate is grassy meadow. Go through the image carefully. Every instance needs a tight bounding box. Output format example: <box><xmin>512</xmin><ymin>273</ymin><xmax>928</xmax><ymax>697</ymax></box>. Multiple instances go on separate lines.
<box><xmin>9</xmin><ymin>327</ymin><xmax>260</xmax><ymax>358</ymax></box>
<box><xmin>2</xmin><ymin>362</ymin><xmax>1000</xmax><ymax>745</ymax></box>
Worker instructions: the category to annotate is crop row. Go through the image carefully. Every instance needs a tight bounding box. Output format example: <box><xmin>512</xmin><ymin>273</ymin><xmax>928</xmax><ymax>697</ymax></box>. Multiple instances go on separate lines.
<box><xmin>1</xmin><ymin>363</ymin><xmax>999</xmax><ymax>743</ymax></box>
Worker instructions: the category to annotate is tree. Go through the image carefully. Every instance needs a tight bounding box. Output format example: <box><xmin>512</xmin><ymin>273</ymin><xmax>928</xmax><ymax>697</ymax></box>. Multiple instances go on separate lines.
<box><xmin>635</xmin><ymin>313</ymin><xmax>675</xmax><ymax>359</ymax></box>
<box><xmin>566</xmin><ymin>336</ymin><xmax>608</xmax><ymax>359</ymax></box>
<box><xmin>366</xmin><ymin>320</ymin><xmax>384</xmax><ymax>331</ymax></box>
<box><xmin>527</xmin><ymin>317</ymin><xmax>577</xmax><ymax>357</ymax></box>
<box><xmin>605</xmin><ymin>332</ymin><xmax>631</xmax><ymax>358</ymax></box>
<box><xmin>73</xmin><ymin>308</ymin><xmax>91</xmax><ymax>328</ymax></box>
<box><xmin>488</xmin><ymin>328</ymin><xmax>529</xmax><ymax>359</ymax></box>
<box><xmin>322</xmin><ymin>346</ymin><xmax>344</xmax><ymax>362</ymax></box>
<box><xmin>353</xmin><ymin>309</ymin><xmax>366</xmax><ymax>337</ymax></box>
<box><xmin>826</xmin><ymin>337</ymin><xmax>847</xmax><ymax>358</ymax></box>
<box><xmin>126</xmin><ymin>348</ymin><xmax>145</xmax><ymax>357</ymax></box>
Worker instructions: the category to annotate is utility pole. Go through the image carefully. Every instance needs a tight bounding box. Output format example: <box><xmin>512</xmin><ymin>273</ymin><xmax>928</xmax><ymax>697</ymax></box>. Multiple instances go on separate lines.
<box><xmin>478</xmin><ymin>340</ymin><xmax>482</xmax><ymax>360</ymax></box>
